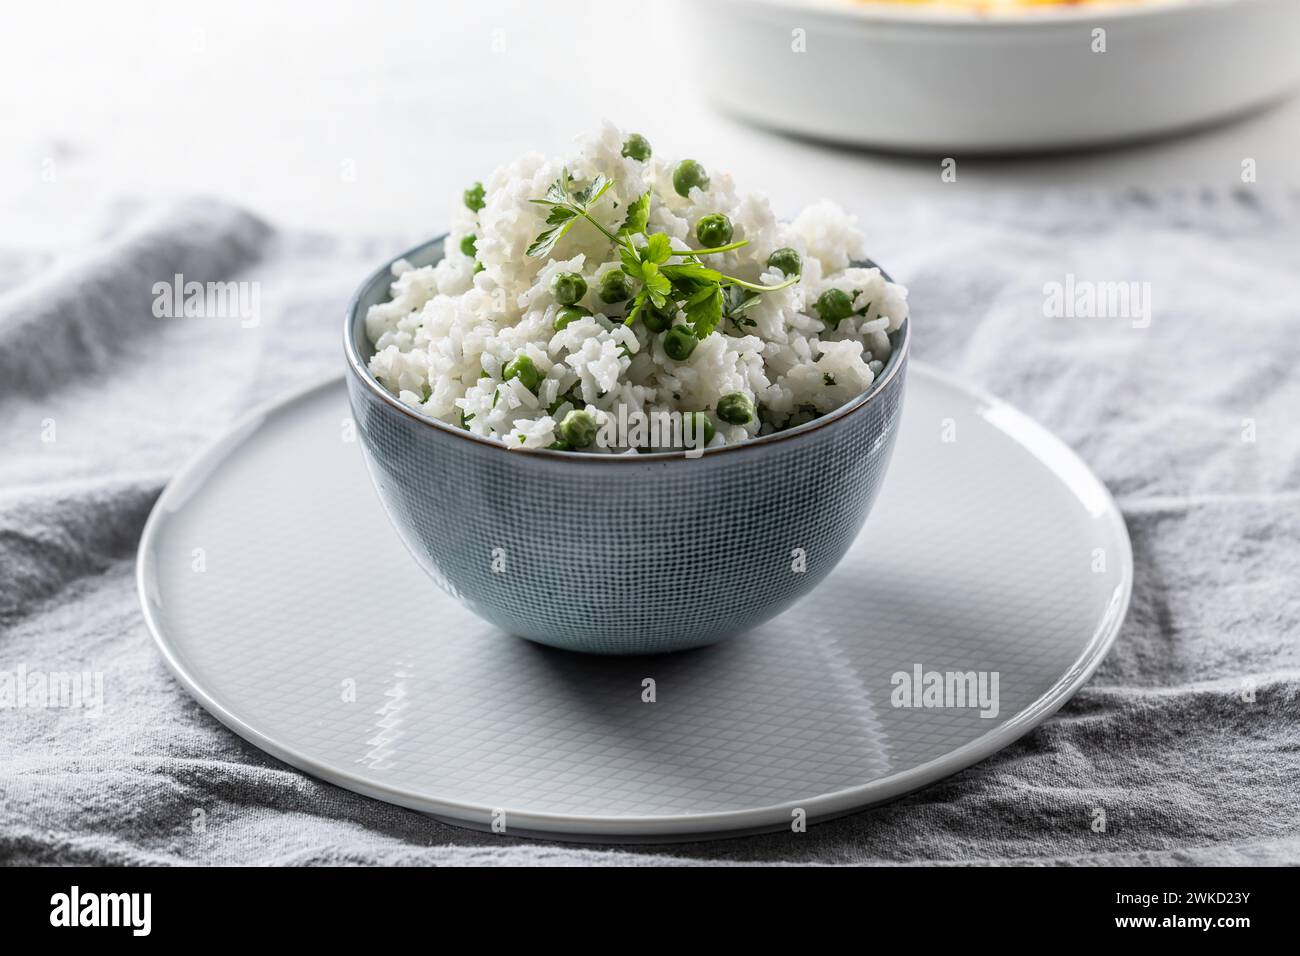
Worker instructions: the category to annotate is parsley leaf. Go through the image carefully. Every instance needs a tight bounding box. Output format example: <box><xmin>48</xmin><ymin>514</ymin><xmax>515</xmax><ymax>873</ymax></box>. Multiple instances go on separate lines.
<box><xmin>619</xmin><ymin>243</ymin><xmax>643</xmax><ymax>277</ymax></box>
<box><xmin>640</xmin><ymin>262</ymin><xmax>672</xmax><ymax>307</ymax></box>
<box><xmin>527</xmin><ymin>221</ymin><xmax>573</xmax><ymax>259</ymax></box>
<box><xmin>619</xmin><ymin>190</ymin><xmax>651</xmax><ymax>236</ymax></box>
<box><xmin>684</xmin><ymin>284</ymin><xmax>723</xmax><ymax>339</ymax></box>
<box><xmin>527</xmin><ymin>169</ymin><xmax>616</xmax><ymax>259</ymax></box>
<box><xmin>544</xmin><ymin>171</ymin><xmax>573</xmax><ymax>204</ymax></box>
<box><xmin>643</xmin><ymin>232</ymin><xmax>673</xmax><ymax>265</ymax></box>
<box><xmin>574</xmin><ymin>174</ymin><xmax>613</xmax><ymax>207</ymax></box>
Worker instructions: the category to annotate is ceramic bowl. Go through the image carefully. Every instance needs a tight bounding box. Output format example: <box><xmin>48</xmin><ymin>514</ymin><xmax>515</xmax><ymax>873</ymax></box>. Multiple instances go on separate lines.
<box><xmin>344</xmin><ymin>236</ymin><xmax>909</xmax><ymax>654</ymax></box>
<box><xmin>693</xmin><ymin>0</ymin><xmax>1300</xmax><ymax>152</ymax></box>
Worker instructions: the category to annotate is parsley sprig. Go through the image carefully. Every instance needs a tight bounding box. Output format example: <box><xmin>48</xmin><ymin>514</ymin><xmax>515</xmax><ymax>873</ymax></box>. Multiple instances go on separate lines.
<box><xmin>526</xmin><ymin>170</ymin><xmax>618</xmax><ymax>258</ymax></box>
<box><xmin>528</xmin><ymin>170</ymin><xmax>796</xmax><ymax>341</ymax></box>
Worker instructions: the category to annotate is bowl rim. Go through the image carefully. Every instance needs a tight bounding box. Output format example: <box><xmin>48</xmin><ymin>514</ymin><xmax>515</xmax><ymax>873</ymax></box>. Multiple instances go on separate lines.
<box><xmin>344</xmin><ymin>234</ymin><xmax>910</xmax><ymax>463</ymax></box>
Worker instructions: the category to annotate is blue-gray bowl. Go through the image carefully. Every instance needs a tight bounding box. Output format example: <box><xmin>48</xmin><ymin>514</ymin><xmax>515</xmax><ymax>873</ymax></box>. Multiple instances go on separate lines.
<box><xmin>344</xmin><ymin>236</ymin><xmax>909</xmax><ymax>655</ymax></box>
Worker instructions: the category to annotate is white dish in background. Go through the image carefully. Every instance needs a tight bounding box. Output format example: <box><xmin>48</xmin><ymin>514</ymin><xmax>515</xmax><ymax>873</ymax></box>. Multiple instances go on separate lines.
<box><xmin>693</xmin><ymin>0</ymin><xmax>1300</xmax><ymax>152</ymax></box>
<box><xmin>136</xmin><ymin>366</ymin><xmax>1130</xmax><ymax>842</ymax></box>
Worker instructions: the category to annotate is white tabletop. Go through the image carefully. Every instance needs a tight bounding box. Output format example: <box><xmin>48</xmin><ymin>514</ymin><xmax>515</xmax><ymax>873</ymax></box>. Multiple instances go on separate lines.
<box><xmin>5</xmin><ymin>0</ymin><xmax>1299</xmax><ymax>238</ymax></box>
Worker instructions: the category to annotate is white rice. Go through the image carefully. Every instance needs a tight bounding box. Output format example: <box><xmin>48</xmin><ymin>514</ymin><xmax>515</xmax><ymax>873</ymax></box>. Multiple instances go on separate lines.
<box><xmin>365</xmin><ymin>123</ymin><xmax>909</xmax><ymax>451</ymax></box>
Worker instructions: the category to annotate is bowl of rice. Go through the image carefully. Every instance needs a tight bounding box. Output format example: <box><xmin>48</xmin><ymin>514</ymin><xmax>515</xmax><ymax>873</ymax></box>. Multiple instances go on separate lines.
<box><xmin>344</xmin><ymin>124</ymin><xmax>910</xmax><ymax>655</ymax></box>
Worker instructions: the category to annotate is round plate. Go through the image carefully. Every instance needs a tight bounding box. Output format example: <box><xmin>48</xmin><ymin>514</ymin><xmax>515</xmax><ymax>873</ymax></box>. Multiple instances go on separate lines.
<box><xmin>137</xmin><ymin>365</ymin><xmax>1131</xmax><ymax>842</ymax></box>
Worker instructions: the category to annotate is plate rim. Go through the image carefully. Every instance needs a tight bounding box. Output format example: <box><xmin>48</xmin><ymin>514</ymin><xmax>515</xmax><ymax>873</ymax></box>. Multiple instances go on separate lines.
<box><xmin>136</xmin><ymin>363</ymin><xmax>1133</xmax><ymax>840</ymax></box>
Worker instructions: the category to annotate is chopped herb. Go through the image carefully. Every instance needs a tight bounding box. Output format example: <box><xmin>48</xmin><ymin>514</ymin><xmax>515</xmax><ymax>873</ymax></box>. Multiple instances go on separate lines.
<box><xmin>723</xmin><ymin>286</ymin><xmax>762</xmax><ymax>331</ymax></box>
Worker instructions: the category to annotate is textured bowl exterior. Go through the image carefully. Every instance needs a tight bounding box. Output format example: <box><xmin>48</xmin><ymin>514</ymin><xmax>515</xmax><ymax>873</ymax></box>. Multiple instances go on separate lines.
<box><xmin>345</xmin><ymin>238</ymin><xmax>908</xmax><ymax>654</ymax></box>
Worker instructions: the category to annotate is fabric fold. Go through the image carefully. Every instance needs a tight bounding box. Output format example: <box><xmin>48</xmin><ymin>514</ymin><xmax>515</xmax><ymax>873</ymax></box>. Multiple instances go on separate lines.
<box><xmin>0</xmin><ymin>199</ymin><xmax>271</xmax><ymax>401</ymax></box>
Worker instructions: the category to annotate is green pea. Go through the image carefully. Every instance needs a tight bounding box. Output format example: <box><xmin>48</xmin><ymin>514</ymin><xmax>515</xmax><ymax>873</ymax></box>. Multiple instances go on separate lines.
<box><xmin>685</xmin><ymin>412</ymin><xmax>715</xmax><ymax>447</ymax></box>
<box><xmin>672</xmin><ymin>159</ymin><xmax>709</xmax><ymax>198</ymax></box>
<box><xmin>716</xmin><ymin>392</ymin><xmax>755</xmax><ymax>425</ymax></box>
<box><xmin>550</xmin><ymin>271</ymin><xmax>587</xmax><ymax>306</ymax></box>
<box><xmin>464</xmin><ymin>182</ymin><xmax>486</xmax><ymax>213</ymax></box>
<box><xmin>695</xmin><ymin>214</ymin><xmax>733</xmax><ymax>248</ymax></box>
<box><xmin>553</xmin><ymin>305</ymin><xmax>590</xmax><ymax>331</ymax></box>
<box><xmin>459</xmin><ymin>234</ymin><xmax>477</xmax><ymax>257</ymax></box>
<box><xmin>642</xmin><ymin>301</ymin><xmax>674</xmax><ymax>333</ymax></box>
<box><xmin>767</xmin><ymin>247</ymin><xmax>801</xmax><ymax>276</ymax></box>
<box><xmin>621</xmin><ymin>133</ymin><xmax>652</xmax><ymax>162</ymax></box>
<box><xmin>503</xmin><ymin>354</ymin><xmax>542</xmax><ymax>392</ymax></box>
<box><xmin>813</xmin><ymin>288</ymin><xmax>854</xmax><ymax>328</ymax></box>
<box><xmin>598</xmin><ymin>270</ymin><xmax>631</xmax><ymax>303</ymax></box>
<box><xmin>663</xmin><ymin>325</ymin><xmax>697</xmax><ymax>361</ymax></box>
<box><xmin>559</xmin><ymin>409</ymin><xmax>598</xmax><ymax>449</ymax></box>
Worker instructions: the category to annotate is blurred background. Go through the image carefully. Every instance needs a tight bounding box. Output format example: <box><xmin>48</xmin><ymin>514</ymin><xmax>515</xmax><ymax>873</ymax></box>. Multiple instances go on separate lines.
<box><xmin>5</xmin><ymin>0</ymin><xmax>1300</xmax><ymax>242</ymax></box>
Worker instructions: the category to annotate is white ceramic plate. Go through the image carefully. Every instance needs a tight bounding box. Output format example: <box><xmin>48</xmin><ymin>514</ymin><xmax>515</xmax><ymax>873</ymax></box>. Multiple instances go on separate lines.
<box><xmin>694</xmin><ymin>0</ymin><xmax>1300</xmax><ymax>152</ymax></box>
<box><xmin>137</xmin><ymin>365</ymin><xmax>1131</xmax><ymax>842</ymax></box>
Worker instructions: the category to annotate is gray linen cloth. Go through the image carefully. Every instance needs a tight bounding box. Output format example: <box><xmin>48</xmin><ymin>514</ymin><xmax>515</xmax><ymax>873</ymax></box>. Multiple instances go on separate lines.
<box><xmin>2</xmin><ymin>192</ymin><xmax>1297</xmax><ymax>866</ymax></box>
